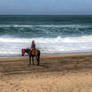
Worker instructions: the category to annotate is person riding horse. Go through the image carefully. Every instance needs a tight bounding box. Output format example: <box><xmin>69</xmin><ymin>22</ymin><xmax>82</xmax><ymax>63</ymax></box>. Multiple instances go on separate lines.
<box><xmin>30</xmin><ymin>40</ymin><xmax>36</xmax><ymax>55</ymax></box>
<box><xmin>30</xmin><ymin>40</ymin><xmax>36</xmax><ymax>51</ymax></box>
<box><xmin>29</xmin><ymin>40</ymin><xmax>40</xmax><ymax>65</ymax></box>
<box><xmin>22</xmin><ymin>40</ymin><xmax>40</xmax><ymax>65</ymax></box>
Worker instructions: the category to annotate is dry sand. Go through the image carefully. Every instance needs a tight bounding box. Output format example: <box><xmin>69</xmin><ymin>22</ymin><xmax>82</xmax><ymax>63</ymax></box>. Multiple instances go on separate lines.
<box><xmin>0</xmin><ymin>53</ymin><xmax>92</xmax><ymax>92</ymax></box>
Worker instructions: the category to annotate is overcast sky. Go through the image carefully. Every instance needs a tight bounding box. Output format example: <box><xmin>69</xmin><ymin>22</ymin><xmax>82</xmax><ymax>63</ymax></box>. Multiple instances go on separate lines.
<box><xmin>0</xmin><ymin>0</ymin><xmax>92</xmax><ymax>15</ymax></box>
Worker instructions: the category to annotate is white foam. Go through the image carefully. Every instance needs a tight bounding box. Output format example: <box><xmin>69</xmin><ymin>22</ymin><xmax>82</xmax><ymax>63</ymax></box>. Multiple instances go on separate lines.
<box><xmin>0</xmin><ymin>24</ymin><xmax>91</xmax><ymax>28</ymax></box>
<box><xmin>1</xmin><ymin>35</ymin><xmax>92</xmax><ymax>43</ymax></box>
<box><xmin>0</xmin><ymin>35</ymin><xmax>92</xmax><ymax>56</ymax></box>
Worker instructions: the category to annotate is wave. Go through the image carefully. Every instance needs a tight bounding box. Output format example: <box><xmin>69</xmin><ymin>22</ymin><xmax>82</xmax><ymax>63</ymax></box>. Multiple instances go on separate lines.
<box><xmin>0</xmin><ymin>24</ymin><xmax>91</xmax><ymax>28</ymax></box>
<box><xmin>0</xmin><ymin>15</ymin><xmax>92</xmax><ymax>56</ymax></box>
<box><xmin>0</xmin><ymin>24</ymin><xmax>92</xmax><ymax>38</ymax></box>
<box><xmin>0</xmin><ymin>35</ymin><xmax>92</xmax><ymax>43</ymax></box>
<box><xmin>0</xmin><ymin>35</ymin><xmax>92</xmax><ymax>56</ymax></box>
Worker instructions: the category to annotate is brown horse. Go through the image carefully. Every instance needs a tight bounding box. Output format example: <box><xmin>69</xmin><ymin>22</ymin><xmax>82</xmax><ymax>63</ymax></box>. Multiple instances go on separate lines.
<box><xmin>22</xmin><ymin>48</ymin><xmax>40</xmax><ymax>65</ymax></box>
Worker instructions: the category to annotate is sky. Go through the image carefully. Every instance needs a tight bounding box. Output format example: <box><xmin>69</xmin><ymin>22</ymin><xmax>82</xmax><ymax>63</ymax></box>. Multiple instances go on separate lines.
<box><xmin>0</xmin><ymin>0</ymin><xmax>92</xmax><ymax>15</ymax></box>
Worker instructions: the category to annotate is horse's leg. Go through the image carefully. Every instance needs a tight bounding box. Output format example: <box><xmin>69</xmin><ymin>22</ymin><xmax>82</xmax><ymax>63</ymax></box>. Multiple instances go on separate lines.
<box><xmin>37</xmin><ymin>51</ymin><xmax>40</xmax><ymax>66</ymax></box>
<box><xmin>38</xmin><ymin>55</ymin><xmax>40</xmax><ymax>65</ymax></box>
<box><xmin>36</xmin><ymin>56</ymin><xmax>38</xmax><ymax>65</ymax></box>
<box><xmin>29</xmin><ymin>55</ymin><xmax>31</xmax><ymax>65</ymax></box>
<box><xmin>32</xmin><ymin>56</ymin><xmax>35</xmax><ymax>65</ymax></box>
<box><xmin>37</xmin><ymin>55</ymin><xmax>40</xmax><ymax>66</ymax></box>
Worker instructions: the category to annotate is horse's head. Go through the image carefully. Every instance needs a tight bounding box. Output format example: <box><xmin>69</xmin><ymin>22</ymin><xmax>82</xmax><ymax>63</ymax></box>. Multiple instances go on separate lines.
<box><xmin>21</xmin><ymin>49</ymin><xmax>25</xmax><ymax>56</ymax></box>
<box><xmin>21</xmin><ymin>48</ymin><xmax>30</xmax><ymax>56</ymax></box>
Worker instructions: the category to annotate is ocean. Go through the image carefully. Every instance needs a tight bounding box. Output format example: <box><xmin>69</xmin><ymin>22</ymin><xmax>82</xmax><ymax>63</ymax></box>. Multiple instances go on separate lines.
<box><xmin>0</xmin><ymin>15</ymin><xmax>92</xmax><ymax>57</ymax></box>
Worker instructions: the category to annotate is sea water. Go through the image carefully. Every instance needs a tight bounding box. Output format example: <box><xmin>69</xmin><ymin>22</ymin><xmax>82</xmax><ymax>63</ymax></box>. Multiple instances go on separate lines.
<box><xmin>0</xmin><ymin>15</ymin><xmax>92</xmax><ymax>57</ymax></box>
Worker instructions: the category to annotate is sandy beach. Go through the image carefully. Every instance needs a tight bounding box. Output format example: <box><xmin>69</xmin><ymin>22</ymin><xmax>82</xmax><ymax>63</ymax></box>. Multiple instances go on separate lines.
<box><xmin>0</xmin><ymin>53</ymin><xmax>92</xmax><ymax>92</ymax></box>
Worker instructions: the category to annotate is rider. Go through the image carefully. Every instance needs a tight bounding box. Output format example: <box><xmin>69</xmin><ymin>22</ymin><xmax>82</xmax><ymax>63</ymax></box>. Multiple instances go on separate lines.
<box><xmin>30</xmin><ymin>40</ymin><xmax>36</xmax><ymax>51</ymax></box>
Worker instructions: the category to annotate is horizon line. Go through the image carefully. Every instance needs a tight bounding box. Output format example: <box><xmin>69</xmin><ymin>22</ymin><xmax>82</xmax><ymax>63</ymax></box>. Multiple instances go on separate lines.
<box><xmin>0</xmin><ymin>14</ymin><xmax>92</xmax><ymax>16</ymax></box>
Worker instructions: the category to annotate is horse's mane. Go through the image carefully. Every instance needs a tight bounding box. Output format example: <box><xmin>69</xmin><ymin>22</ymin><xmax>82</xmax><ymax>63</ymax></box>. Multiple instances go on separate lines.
<box><xmin>25</xmin><ymin>48</ymin><xmax>30</xmax><ymax>53</ymax></box>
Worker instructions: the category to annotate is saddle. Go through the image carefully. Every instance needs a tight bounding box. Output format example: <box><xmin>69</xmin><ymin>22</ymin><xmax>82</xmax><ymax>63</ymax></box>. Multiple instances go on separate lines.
<box><xmin>31</xmin><ymin>49</ymin><xmax>38</xmax><ymax>56</ymax></box>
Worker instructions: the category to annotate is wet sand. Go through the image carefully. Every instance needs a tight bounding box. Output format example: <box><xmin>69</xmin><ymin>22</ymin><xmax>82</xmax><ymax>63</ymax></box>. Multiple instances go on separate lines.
<box><xmin>0</xmin><ymin>53</ymin><xmax>92</xmax><ymax>92</ymax></box>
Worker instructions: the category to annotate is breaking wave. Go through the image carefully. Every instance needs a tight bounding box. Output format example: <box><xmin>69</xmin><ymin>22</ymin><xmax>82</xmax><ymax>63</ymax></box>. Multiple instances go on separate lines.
<box><xmin>0</xmin><ymin>35</ymin><xmax>92</xmax><ymax>57</ymax></box>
